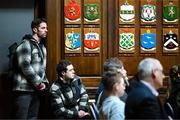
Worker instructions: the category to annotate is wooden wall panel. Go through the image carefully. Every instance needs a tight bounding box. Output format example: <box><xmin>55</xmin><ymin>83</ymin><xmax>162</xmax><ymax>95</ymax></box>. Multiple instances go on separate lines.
<box><xmin>46</xmin><ymin>0</ymin><xmax>62</xmax><ymax>84</ymax></box>
<box><xmin>46</xmin><ymin>0</ymin><xmax>180</xmax><ymax>101</ymax></box>
<box><xmin>62</xmin><ymin>0</ymin><xmax>108</xmax><ymax>77</ymax></box>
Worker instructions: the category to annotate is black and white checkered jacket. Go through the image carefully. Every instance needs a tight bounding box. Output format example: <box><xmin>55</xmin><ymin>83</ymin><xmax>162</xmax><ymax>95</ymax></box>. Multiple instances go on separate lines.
<box><xmin>13</xmin><ymin>35</ymin><xmax>48</xmax><ymax>92</ymax></box>
<box><xmin>49</xmin><ymin>76</ymin><xmax>89</xmax><ymax>119</ymax></box>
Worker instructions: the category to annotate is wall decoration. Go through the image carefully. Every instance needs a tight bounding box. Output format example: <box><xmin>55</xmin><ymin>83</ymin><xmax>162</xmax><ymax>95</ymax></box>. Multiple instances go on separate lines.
<box><xmin>119</xmin><ymin>0</ymin><xmax>135</xmax><ymax>23</ymax></box>
<box><xmin>64</xmin><ymin>0</ymin><xmax>81</xmax><ymax>23</ymax></box>
<box><xmin>141</xmin><ymin>0</ymin><xmax>156</xmax><ymax>23</ymax></box>
<box><xmin>163</xmin><ymin>28</ymin><xmax>179</xmax><ymax>53</ymax></box>
<box><xmin>119</xmin><ymin>28</ymin><xmax>135</xmax><ymax>53</ymax></box>
<box><xmin>84</xmin><ymin>0</ymin><xmax>101</xmax><ymax>24</ymax></box>
<box><xmin>163</xmin><ymin>0</ymin><xmax>178</xmax><ymax>23</ymax></box>
<box><xmin>140</xmin><ymin>29</ymin><xmax>156</xmax><ymax>53</ymax></box>
<box><xmin>65</xmin><ymin>28</ymin><xmax>81</xmax><ymax>53</ymax></box>
<box><xmin>84</xmin><ymin>4</ymin><xmax>100</xmax><ymax>23</ymax></box>
<box><xmin>84</xmin><ymin>28</ymin><xmax>100</xmax><ymax>53</ymax></box>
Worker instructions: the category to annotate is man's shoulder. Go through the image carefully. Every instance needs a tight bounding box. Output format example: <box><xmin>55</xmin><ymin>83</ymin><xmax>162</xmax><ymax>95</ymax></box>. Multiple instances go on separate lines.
<box><xmin>72</xmin><ymin>76</ymin><xmax>85</xmax><ymax>87</ymax></box>
<box><xmin>72</xmin><ymin>76</ymin><xmax>81</xmax><ymax>82</ymax></box>
<box><xmin>128</xmin><ymin>83</ymin><xmax>150</xmax><ymax>96</ymax></box>
<box><xmin>17</xmin><ymin>39</ymin><xmax>31</xmax><ymax>48</ymax></box>
<box><xmin>74</xmin><ymin>75</ymin><xmax>80</xmax><ymax>80</ymax></box>
<box><xmin>50</xmin><ymin>81</ymin><xmax>61</xmax><ymax>92</ymax></box>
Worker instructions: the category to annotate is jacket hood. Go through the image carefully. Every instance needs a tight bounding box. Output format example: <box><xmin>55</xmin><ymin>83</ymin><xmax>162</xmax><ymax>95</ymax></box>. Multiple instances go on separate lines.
<box><xmin>22</xmin><ymin>34</ymin><xmax>33</xmax><ymax>40</ymax></box>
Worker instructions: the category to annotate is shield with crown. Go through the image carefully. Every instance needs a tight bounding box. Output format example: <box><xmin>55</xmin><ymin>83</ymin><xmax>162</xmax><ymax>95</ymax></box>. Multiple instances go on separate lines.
<box><xmin>119</xmin><ymin>2</ymin><xmax>135</xmax><ymax>22</ymax></box>
<box><xmin>65</xmin><ymin>0</ymin><xmax>81</xmax><ymax>22</ymax></box>
<box><xmin>163</xmin><ymin>4</ymin><xmax>178</xmax><ymax>22</ymax></box>
<box><xmin>141</xmin><ymin>30</ymin><xmax>156</xmax><ymax>51</ymax></box>
<box><xmin>84</xmin><ymin>32</ymin><xmax>100</xmax><ymax>51</ymax></box>
<box><xmin>84</xmin><ymin>4</ymin><xmax>100</xmax><ymax>22</ymax></box>
<box><xmin>141</xmin><ymin>4</ymin><xmax>156</xmax><ymax>22</ymax></box>
<box><xmin>163</xmin><ymin>31</ymin><xmax>178</xmax><ymax>51</ymax></box>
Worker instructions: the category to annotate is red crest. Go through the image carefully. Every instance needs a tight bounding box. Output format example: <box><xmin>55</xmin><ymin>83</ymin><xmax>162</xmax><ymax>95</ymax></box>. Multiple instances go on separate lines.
<box><xmin>84</xmin><ymin>32</ymin><xmax>100</xmax><ymax>49</ymax></box>
<box><xmin>65</xmin><ymin>0</ymin><xmax>81</xmax><ymax>21</ymax></box>
<box><xmin>84</xmin><ymin>40</ymin><xmax>100</xmax><ymax>49</ymax></box>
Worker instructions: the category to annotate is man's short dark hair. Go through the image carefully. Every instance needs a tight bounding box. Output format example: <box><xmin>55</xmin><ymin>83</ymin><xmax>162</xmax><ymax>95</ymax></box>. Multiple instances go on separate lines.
<box><xmin>31</xmin><ymin>18</ymin><xmax>47</xmax><ymax>30</ymax></box>
<box><xmin>56</xmin><ymin>59</ymin><xmax>72</xmax><ymax>77</ymax></box>
<box><xmin>103</xmin><ymin>57</ymin><xmax>123</xmax><ymax>72</ymax></box>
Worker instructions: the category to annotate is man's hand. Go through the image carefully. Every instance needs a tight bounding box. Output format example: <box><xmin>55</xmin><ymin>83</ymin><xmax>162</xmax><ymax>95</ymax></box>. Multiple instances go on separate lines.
<box><xmin>37</xmin><ymin>83</ymin><xmax>46</xmax><ymax>91</ymax></box>
<box><xmin>78</xmin><ymin>110</ymin><xmax>90</xmax><ymax>118</ymax></box>
<box><xmin>78</xmin><ymin>110</ymin><xmax>85</xmax><ymax>118</ymax></box>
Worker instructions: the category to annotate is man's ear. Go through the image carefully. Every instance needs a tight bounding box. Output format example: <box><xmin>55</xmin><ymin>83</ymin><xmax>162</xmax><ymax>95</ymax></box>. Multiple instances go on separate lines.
<box><xmin>62</xmin><ymin>71</ymin><xmax>66</xmax><ymax>76</ymax></box>
<box><xmin>151</xmin><ymin>70</ymin><xmax>156</xmax><ymax>79</ymax></box>
<box><xmin>178</xmin><ymin>73</ymin><xmax>180</xmax><ymax>77</ymax></box>
<box><xmin>32</xmin><ymin>27</ymin><xmax>37</xmax><ymax>33</ymax></box>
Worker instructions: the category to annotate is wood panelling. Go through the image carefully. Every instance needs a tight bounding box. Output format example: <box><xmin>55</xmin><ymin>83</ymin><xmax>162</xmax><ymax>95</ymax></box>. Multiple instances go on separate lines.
<box><xmin>46</xmin><ymin>0</ymin><xmax>62</xmax><ymax>84</ymax></box>
<box><xmin>81</xmin><ymin>77</ymin><xmax>101</xmax><ymax>99</ymax></box>
<box><xmin>0</xmin><ymin>0</ymin><xmax>179</xmax><ymax>117</ymax></box>
<box><xmin>81</xmin><ymin>76</ymin><xmax>101</xmax><ymax>87</ymax></box>
<box><xmin>46</xmin><ymin>0</ymin><xmax>179</xmax><ymax>100</ymax></box>
<box><xmin>34</xmin><ymin>0</ymin><xmax>46</xmax><ymax>18</ymax></box>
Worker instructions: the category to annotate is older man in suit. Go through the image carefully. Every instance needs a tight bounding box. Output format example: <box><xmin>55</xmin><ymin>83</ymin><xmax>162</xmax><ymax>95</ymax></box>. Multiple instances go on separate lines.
<box><xmin>125</xmin><ymin>58</ymin><xmax>168</xmax><ymax>119</ymax></box>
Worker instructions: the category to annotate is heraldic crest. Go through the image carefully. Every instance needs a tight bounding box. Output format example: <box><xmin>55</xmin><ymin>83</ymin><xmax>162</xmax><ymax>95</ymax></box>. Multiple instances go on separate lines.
<box><xmin>119</xmin><ymin>29</ymin><xmax>135</xmax><ymax>51</ymax></box>
<box><xmin>119</xmin><ymin>0</ymin><xmax>135</xmax><ymax>22</ymax></box>
<box><xmin>141</xmin><ymin>0</ymin><xmax>156</xmax><ymax>22</ymax></box>
<box><xmin>65</xmin><ymin>0</ymin><xmax>81</xmax><ymax>22</ymax></box>
<box><xmin>84</xmin><ymin>4</ymin><xmax>100</xmax><ymax>22</ymax></box>
<box><xmin>163</xmin><ymin>30</ymin><xmax>178</xmax><ymax>51</ymax></box>
<box><xmin>141</xmin><ymin>29</ymin><xmax>156</xmax><ymax>51</ymax></box>
<box><xmin>84</xmin><ymin>29</ymin><xmax>100</xmax><ymax>51</ymax></box>
<box><xmin>163</xmin><ymin>0</ymin><xmax>178</xmax><ymax>22</ymax></box>
<box><xmin>65</xmin><ymin>31</ymin><xmax>81</xmax><ymax>51</ymax></box>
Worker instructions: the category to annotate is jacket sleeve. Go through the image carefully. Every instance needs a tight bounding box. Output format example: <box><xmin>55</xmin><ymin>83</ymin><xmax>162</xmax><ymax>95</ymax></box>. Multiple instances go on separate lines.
<box><xmin>176</xmin><ymin>91</ymin><xmax>180</xmax><ymax>108</ymax></box>
<box><xmin>17</xmin><ymin>41</ymin><xmax>42</xmax><ymax>88</ymax></box>
<box><xmin>49</xmin><ymin>85</ymin><xmax>79</xmax><ymax>118</ymax></box>
<box><xmin>78</xmin><ymin>79</ymin><xmax>89</xmax><ymax>111</ymax></box>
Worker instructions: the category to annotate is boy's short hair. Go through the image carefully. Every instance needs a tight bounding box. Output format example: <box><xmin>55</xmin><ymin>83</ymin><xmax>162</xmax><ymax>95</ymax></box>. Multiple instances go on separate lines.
<box><xmin>102</xmin><ymin>71</ymin><xmax>123</xmax><ymax>91</ymax></box>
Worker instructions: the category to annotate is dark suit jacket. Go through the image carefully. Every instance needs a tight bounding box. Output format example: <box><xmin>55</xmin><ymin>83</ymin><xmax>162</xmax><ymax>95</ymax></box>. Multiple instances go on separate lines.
<box><xmin>125</xmin><ymin>81</ymin><xmax>168</xmax><ymax>119</ymax></box>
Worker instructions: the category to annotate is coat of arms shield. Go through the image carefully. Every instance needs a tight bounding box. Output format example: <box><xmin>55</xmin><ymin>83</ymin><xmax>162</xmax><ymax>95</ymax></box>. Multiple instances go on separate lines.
<box><xmin>84</xmin><ymin>32</ymin><xmax>100</xmax><ymax>51</ymax></box>
<box><xmin>163</xmin><ymin>31</ymin><xmax>178</xmax><ymax>51</ymax></box>
<box><xmin>65</xmin><ymin>32</ymin><xmax>81</xmax><ymax>51</ymax></box>
<box><xmin>84</xmin><ymin>4</ymin><xmax>100</xmax><ymax>22</ymax></box>
<box><xmin>119</xmin><ymin>2</ymin><xmax>135</xmax><ymax>22</ymax></box>
<box><xmin>119</xmin><ymin>32</ymin><xmax>135</xmax><ymax>51</ymax></box>
<box><xmin>141</xmin><ymin>4</ymin><xmax>156</xmax><ymax>22</ymax></box>
<box><xmin>65</xmin><ymin>0</ymin><xmax>81</xmax><ymax>22</ymax></box>
<box><xmin>163</xmin><ymin>4</ymin><xmax>178</xmax><ymax>22</ymax></box>
<box><xmin>141</xmin><ymin>30</ymin><xmax>156</xmax><ymax>51</ymax></box>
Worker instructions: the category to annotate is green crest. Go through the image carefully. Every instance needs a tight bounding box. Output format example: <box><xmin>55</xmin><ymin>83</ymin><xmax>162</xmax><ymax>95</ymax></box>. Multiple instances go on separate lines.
<box><xmin>119</xmin><ymin>33</ymin><xmax>135</xmax><ymax>50</ymax></box>
<box><xmin>163</xmin><ymin>5</ymin><xmax>178</xmax><ymax>22</ymax></box>
<box><xmin>84</xmin><ymin>4</ymin><xmax>100</xmax><ymax>22</ymax></box>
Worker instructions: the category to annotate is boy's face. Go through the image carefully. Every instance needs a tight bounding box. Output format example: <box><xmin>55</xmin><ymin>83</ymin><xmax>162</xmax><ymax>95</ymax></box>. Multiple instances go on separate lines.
<box><xmin>62</xmin><ymin>64</ymin><xmax>75</xmax><ymax>80</ymax></box>
<box><xmin>115</xmin><ymin>76</ymin><xmax>125</xmax><ymax>97</ymax></box>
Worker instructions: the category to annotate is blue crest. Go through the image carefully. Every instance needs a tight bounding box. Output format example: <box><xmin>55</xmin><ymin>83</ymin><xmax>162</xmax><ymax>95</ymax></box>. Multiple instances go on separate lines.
<box><xmin>65</xmin><ymin>32</ymin><xmax>81</xmax><ymax>50</ymax></box>
<box><xmin>141</xmin><ymin>33</ymin><xmax>156</xmax><ymax>49</ymax></box>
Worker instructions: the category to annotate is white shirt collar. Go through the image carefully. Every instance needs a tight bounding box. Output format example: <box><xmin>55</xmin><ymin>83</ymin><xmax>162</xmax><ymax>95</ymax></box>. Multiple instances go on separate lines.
<box><xmin>140</xmin><ymin>80</ymin><xmax>159</xmax><ymax>96</ymax></box>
